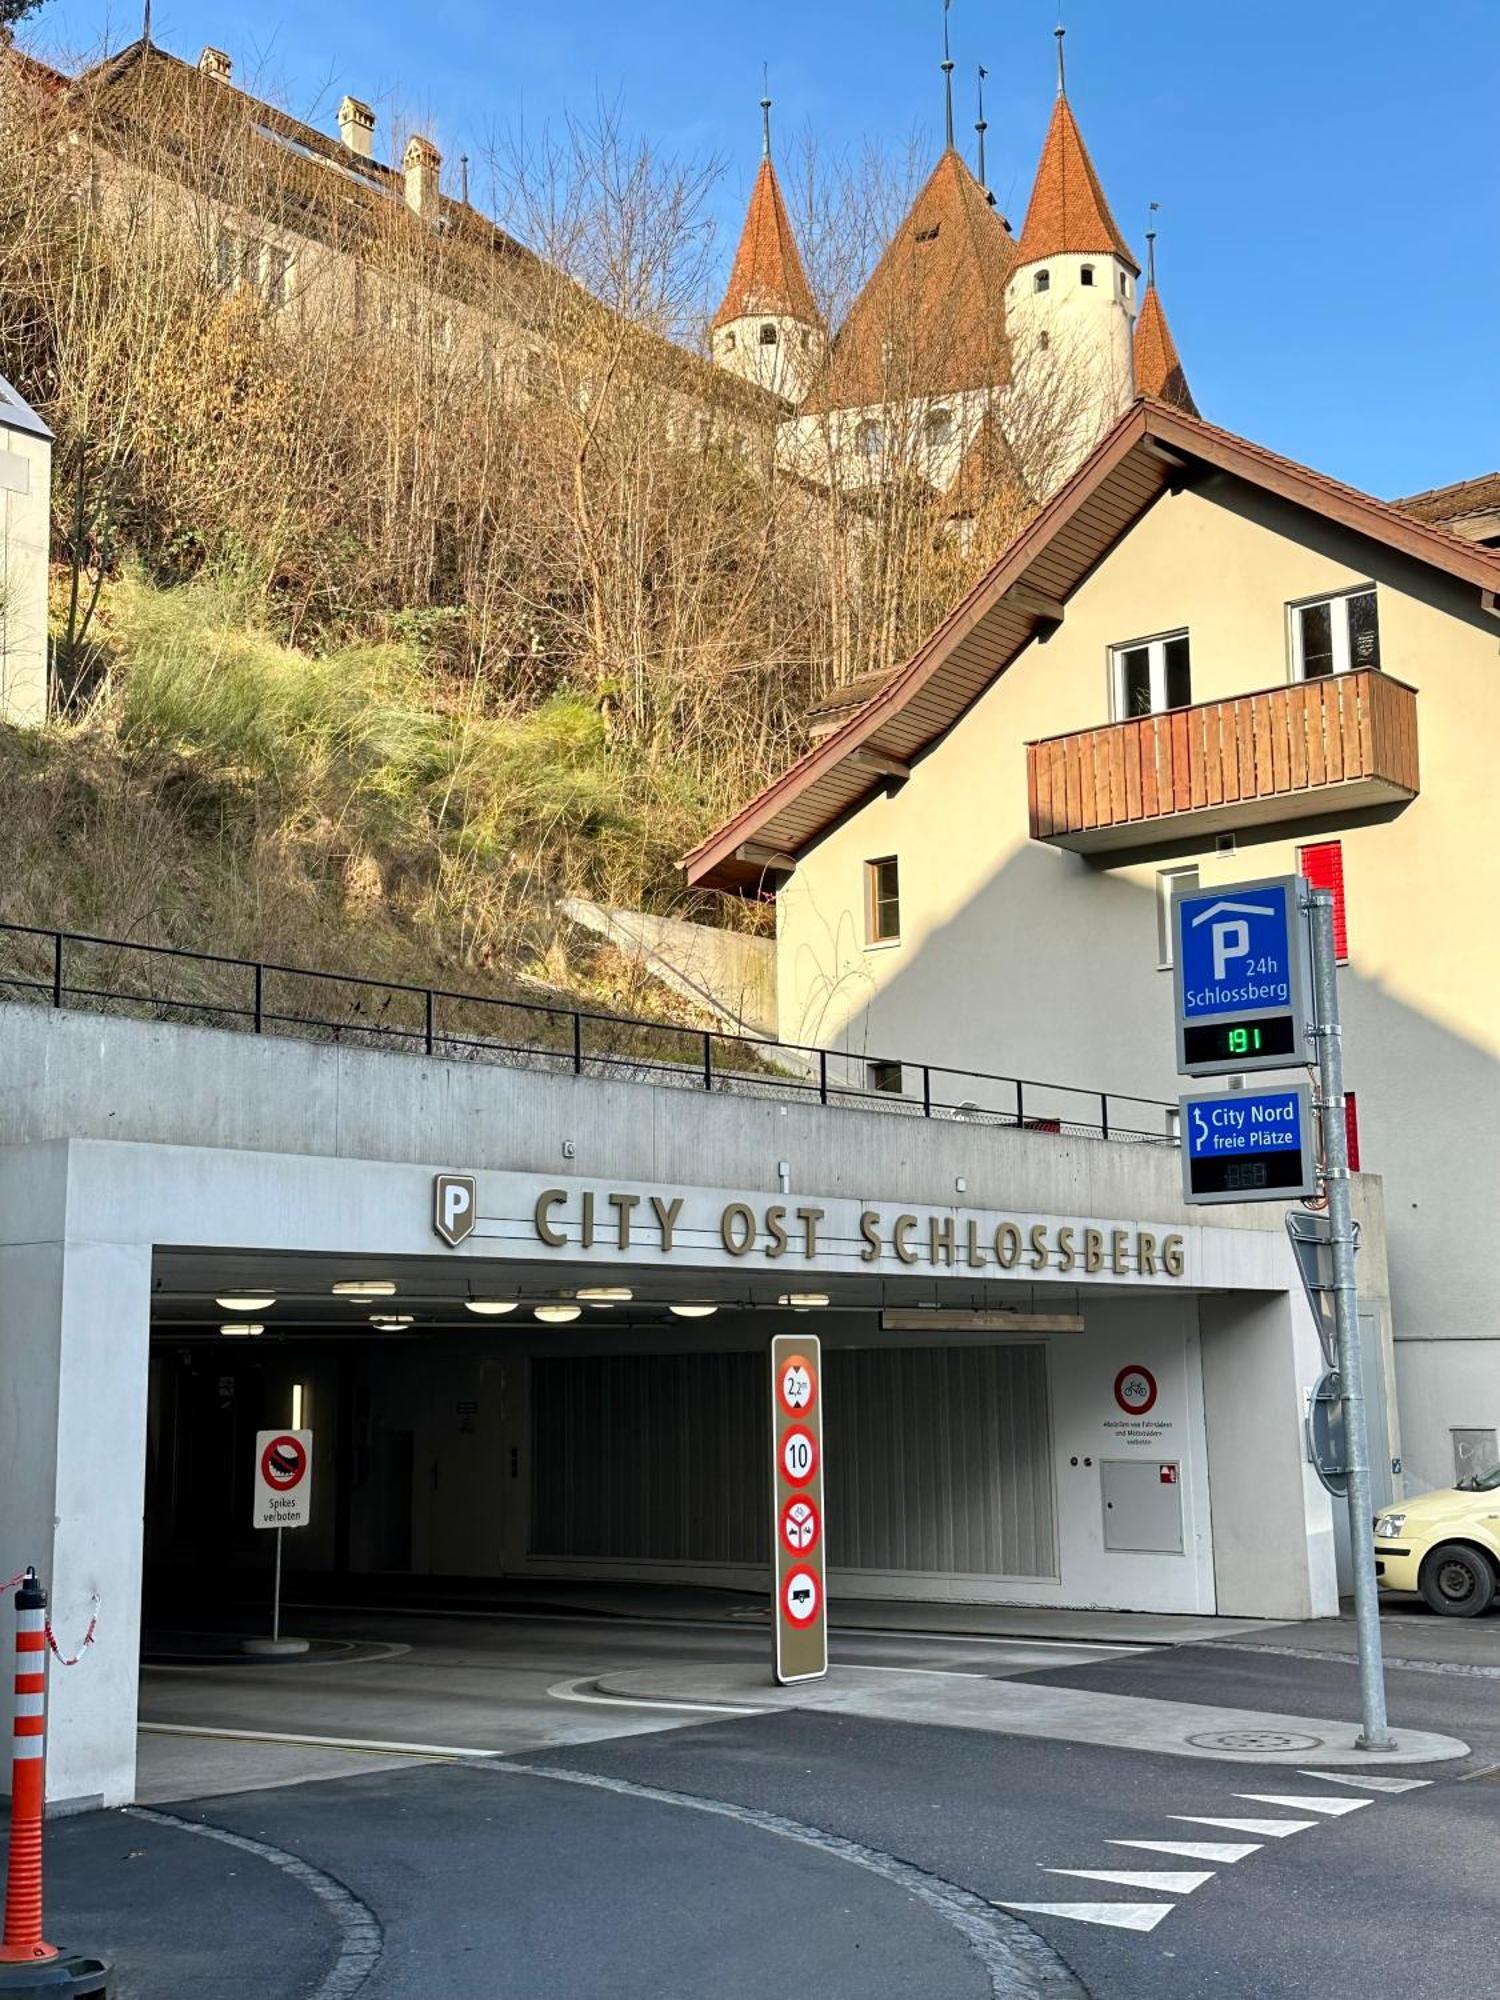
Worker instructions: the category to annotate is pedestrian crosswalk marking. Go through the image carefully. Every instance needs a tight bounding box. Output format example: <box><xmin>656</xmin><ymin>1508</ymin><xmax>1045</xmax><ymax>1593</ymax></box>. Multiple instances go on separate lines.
<box><xmin>1236</xmin><ymin>1792</ymin><xmax>1372</xmax><ymax>1817</ymax></box>
<box><xmin>998</xmin><ymin>1900</ymin><xmax>1175</xmax><ymax>1933</ymax></box>
<box><xmin>1044</xmin><ymin>1867</ymin><xmax>1215</xmax><ymax>1895</ymax></box>
<box><xmin>1300</xmin><ymin>1769</ymin><xmax>1432</xmax><ymax>1794</ymax></box>
<box><xmin>1171</xmin><ymin>1815</ymin><xmax>1316</xmax><ymax>1838</ymax></box>
<box><xmin>1109</xmin><ymin>1838</ymin><xmax>1262</xmax><ymax>1863</ymax></box>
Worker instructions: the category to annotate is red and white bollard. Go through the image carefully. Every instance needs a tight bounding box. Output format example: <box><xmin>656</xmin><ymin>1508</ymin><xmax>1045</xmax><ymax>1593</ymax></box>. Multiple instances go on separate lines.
<box><xmin>0</xmin><ymin>1569</ymin><xmax>111</xmax><ymax>1997</ymax></box>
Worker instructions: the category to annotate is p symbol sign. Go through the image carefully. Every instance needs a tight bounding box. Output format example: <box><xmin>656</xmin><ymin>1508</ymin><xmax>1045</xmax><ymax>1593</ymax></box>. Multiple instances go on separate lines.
<box><xmin>434</xmin><ymin>1173</ymin><xmax>477</xmax><ymax>1247</ymax></box>
<box><xmin>1211</xmin><ymin>919</ymin><xmax>1250</xmax><ymax>982</ymax></box>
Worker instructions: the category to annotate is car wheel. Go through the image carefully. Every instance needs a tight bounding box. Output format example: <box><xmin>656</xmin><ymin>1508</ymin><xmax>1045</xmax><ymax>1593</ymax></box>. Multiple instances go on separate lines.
<box><xmin>1419</xmin><ymin>1543</ymin><xmax>1497</xmax><ymax>1618</ymax></box>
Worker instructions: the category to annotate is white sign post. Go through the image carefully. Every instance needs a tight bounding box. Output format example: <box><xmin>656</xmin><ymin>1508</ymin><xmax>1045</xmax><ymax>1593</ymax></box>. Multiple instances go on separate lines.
<box><xmin>250</xmin><ymin>1429</ymin><xmax>313</xmax><ymax>1655</ymax></box>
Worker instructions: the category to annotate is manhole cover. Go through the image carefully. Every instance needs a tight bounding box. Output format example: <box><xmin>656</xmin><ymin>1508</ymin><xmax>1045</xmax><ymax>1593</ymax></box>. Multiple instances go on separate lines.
<box><xmin>1186</xmin><ymin>1728</ymin><xmax>1324</xmax><ymax>1752</ymax></box>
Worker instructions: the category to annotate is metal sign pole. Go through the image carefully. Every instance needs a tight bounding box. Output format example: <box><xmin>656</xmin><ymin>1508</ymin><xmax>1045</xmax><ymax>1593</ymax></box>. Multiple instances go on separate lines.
<box><xmin>1306</xmin><ymin>884</ymin><xmax>1393</xmax><ymax>1751</ymax></box>
<box><xmin>272</xmin><ymin>1526</ymin><xmax>283</xmax><ymax>1645</ymax></box>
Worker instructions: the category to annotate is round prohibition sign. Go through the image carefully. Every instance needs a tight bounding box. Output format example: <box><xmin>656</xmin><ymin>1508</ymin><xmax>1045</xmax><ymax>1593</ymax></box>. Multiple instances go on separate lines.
<box><xmin>777</xmin><ymin>1354</ymin><xmax>818</xmax><ymax>1417</ymax></box>
<box><xmin>780</xmin><ymin>1423</ymin><xmax>819</xmax><ymax>1488</ymax></box>
<box><xmin>780</xmin><ymin>1494</ymin><xmax>821</xmax><ymax>1557</ymax></box>
<box><xmin>781</xmin><ymin>1566</ymin><xmax>822</xmax><ymax>1628</ymax></box>
<box><xmin>1113</xmin><ymin>1365</ymin><xmax>1158</xmax><ymax>1416</ymax></box>
<box><xmin>260</xmin><ymin>1433</ymin><xmax>308</xmax><ymax>1491</ymax></box>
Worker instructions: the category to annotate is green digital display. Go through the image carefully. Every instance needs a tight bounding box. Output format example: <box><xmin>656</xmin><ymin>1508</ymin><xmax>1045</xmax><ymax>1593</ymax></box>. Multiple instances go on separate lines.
<box><xmin>1182</xmin><ymin>1016</ymin><xmax>1298</xmax><ymax>1066</ymax></box>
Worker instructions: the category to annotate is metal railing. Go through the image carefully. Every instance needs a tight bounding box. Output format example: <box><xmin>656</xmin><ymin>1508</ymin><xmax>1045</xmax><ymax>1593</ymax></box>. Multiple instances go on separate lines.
<box><xmin>0</xmin><ymin>920</ymin><xmax>1179</xmax><ymax>1148</ymax></box>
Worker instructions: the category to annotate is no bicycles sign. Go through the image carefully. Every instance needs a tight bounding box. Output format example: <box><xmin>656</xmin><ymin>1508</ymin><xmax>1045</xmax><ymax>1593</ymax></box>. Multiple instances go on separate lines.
<box><xmin>253</xmin><ymin>1429</ymin><xmax>313</xmax><ymax>1530</ymax></box>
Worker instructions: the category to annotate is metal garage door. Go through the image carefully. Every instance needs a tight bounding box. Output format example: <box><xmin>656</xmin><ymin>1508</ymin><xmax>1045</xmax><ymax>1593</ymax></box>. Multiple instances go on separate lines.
<box><xmin>530</xmin><ymin>1343</ymin><xmax>1056</xmax><ymax>1580</ymax></box>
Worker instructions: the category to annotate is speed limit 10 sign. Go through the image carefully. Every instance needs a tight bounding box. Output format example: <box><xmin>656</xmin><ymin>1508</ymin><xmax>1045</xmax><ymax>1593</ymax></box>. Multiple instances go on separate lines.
<box><xmin>771</xmin><ymin>1335</ymin><xmax>826</xmax><ymax>1685</ymax></box>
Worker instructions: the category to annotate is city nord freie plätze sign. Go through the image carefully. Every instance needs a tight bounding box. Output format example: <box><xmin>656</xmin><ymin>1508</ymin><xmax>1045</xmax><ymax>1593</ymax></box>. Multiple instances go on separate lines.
<box><xmin>432</xmin><ymin>1175</ymin><xmax>1191</xmax><ymax>1286</ymax></box>
<box><xmin>771</xmin><ymin>1334</ymin><xmax>827</xmax><ymax>1685</ymax></box>
<box><xmin>1172</xmin><ymin>875</ymin><xmax>1314</xmax><ymax>1078</ymax></box>
<box><xmin>1179</xmin><ymin>1081</ymin><xmax>1317</xmax><ymax>1206</ymax></box>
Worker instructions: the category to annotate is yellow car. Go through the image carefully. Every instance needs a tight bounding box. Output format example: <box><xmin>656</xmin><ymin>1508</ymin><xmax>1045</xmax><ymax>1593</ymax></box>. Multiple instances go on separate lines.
<box><xmin>1374</xmin><ymin>1466</ymin><xmax>1500</xmax><ymax>1616</ymax></box>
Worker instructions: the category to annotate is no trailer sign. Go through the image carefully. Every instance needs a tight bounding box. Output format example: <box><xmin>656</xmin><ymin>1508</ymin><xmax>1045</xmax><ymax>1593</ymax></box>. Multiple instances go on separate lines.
<box><xmin>253</xmin><ymin>1429</ymin><xmax>313</xmax><ymax>1530</ymax></box>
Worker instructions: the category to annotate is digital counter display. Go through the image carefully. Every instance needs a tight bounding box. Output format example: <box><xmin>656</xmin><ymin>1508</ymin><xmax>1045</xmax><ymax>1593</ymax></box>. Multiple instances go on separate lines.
<box><xmin>1180</xmin><ymin>1016</ymin><xmax>1299</xmax><ymax>1067</ymax></box>
<box><xmin>1186</xmin><ymin>1148</ymin><xmax>1309</xmax><ymax>1198</ymax></box>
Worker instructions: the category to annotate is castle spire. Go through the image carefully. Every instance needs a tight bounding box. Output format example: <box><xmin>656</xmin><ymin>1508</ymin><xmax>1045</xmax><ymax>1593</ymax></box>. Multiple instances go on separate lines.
<box><xmin>1014</xmin><ymin>56</ymin><xmax>1138</xmax><ymax>273</ymax></box>
<box><xmin>942</xmin><ymin>0</ymin><xmax>955</xmax><ymax>151</ymax></box>
<box><xmin>761</xmin><ymin>65</ymin><xmax>772</xmax><ymax>159</ymax></box>
<box><xmin>1054</xmin><ymin>22</ymin><xmax>1066</xmax><ymax>96</ymax></box>
<box><xmin>975</xmin><ymin>64</ymin><xmax>989</xmax><ymax>192</ymax></box>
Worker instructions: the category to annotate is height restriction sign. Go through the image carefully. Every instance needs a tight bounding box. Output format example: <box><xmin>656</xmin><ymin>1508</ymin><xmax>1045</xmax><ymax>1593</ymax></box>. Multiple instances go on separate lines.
<box><xmin>771</xmin><ymin>1337</ymin><xmax>826</xmax><ymax>1684</ymax></box>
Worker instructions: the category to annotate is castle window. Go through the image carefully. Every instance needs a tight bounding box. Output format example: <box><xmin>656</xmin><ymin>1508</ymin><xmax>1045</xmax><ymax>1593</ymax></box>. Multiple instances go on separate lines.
<box><xmin>1081</xmin><ymin>263</ymin><xmax>1095</xmax><ymax>287</ymax></box>
<box><xmin>924</xmin><ymin>407</ymin><xmax>953</xmax><ymax>449</ymax></box>
<box><xmin>801</xmin><ymin>331</ymin><xmax>812</xmax><ymax>350</ymax></box>
<box><xmin>760</xmin><ymin>323</ymin><xmax>779</xmax><ymax>345</ymax></box>
<box><xmin>914</xmin><ymin>222</ymin><xmax>940</xmax><ymax>243</ymax></box>
<box><xmin>855</xmin><ymin>419</ymin><xmax>883</xmax><ymax>462</ymax></box>
<box><xmin>1034</xmin><ymin>269</ymin><xmax>1050</xmax><ymax>293</ymax></box>
<box><xmin>723</xmin><ymin>330</ymin><xmax>736</xmax><ymax>350</ymax></box>
<box><xmin>1120</xmin><ymin>272</ymin><xmax>1131</xmax><ymax>297</ymax></box>
<box><xmin>1038</xmin><ymin>332</ymin><xmax>1051</xmax><ymax>351</ymax></box>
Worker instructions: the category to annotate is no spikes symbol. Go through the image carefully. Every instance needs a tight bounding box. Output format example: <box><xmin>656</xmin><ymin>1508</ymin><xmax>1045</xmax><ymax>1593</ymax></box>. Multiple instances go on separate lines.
<box><xmin>262</xmin><ymin>1437</ymin><xmax>307</xmax><ymax>1489</ymax></box>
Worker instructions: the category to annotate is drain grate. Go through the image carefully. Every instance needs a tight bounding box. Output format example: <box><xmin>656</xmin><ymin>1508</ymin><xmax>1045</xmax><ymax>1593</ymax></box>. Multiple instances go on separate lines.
<box><xmin>1185</xmin><ymin>1728</ymin><xmax>1325</xmax><ymax>1752</ymax></box>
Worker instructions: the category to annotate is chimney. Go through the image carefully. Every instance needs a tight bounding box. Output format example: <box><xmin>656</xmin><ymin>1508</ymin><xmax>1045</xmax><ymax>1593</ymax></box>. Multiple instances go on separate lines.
<box><xmin>198</xmin><ymin>47</ymin><xmax>232</xmax><ymax>83</ymax></box>
<box><xmin>403</xmin><ymin>135</ymin><xmax>441</xmax><ymax>220</ymax></box>
<box><xmin>338</xmin><ymin>95</ymin><xmax>376</xmax><ymax>160</ymax></box>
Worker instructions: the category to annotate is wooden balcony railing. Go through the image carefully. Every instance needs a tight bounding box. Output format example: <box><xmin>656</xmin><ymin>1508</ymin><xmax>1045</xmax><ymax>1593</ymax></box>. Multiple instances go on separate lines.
<box><xmin>1027</xmin><ymin>668</ymin><xmax>1419</xmax><ymax>852</ymax></box>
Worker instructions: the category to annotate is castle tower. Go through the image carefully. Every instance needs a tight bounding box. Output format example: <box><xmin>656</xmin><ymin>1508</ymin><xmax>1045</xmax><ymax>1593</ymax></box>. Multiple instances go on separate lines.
<box><xmin>1134</xmin><ymin>233</ymin><xmax>1199</xmax><ymax>414</ymax></box>
<box><xmin>1005</xmin><ymin>31</ymin><xmax>1139</xmax><ymax>437</ymax></box>
<box><xmin>712</xmin><ymin>101</ymin><xmax>825</xmax><ymax>404</ymax></box>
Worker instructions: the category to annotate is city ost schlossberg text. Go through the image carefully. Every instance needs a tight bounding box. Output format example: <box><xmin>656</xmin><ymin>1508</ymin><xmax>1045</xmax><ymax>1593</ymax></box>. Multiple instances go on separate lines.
<box><xmin>532</xmin><ymin>1188</ymin><xmax>1186</xmax><ymax>1279</ymax></box>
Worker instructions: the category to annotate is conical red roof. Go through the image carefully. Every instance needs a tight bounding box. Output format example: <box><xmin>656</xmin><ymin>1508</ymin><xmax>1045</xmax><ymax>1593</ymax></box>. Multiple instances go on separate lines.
<box><xmin>803</xmin><ymin>149</ymin><xmax>1016</xmax><ymax>412</ymax></box>
<box><xmin>1134</xmin><ymin>283</ymin><xmax>1197</xmax><ymax>415</ymax></box>
<box><xmin>1015</xmin><ymin>94</ymin><xmax>1137</xmax><ymax>273</ymax></box>
<box><xmin>713</xmin><ymin>156</ymin><xmax>820</xmax><ymax>332</ymax></box>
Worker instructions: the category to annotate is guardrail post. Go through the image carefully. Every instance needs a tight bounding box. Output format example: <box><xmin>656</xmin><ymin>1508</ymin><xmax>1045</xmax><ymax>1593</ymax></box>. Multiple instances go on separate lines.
<box><xmin>921</xmin><ymin>1066</ymin><xmax>932</xmax><ymax>1117</ymax></box>
<box><xmin>818</xmin><ymin>1050</ymin><xmax>828</xmax><ymax>1105</ymax></box>
<box><xmin>1015</xmin><ymin>1079</ymin><xmax>1024</xmax><ymax>1127</ymax></box>
<box><xmin>51</xmin><ymin>933</ymin><xmax>63</xmax><ymax>1010</ymax></box>
<box><xmin>703</xmin><ymin>1032</ymin><xmax>714</xmax><ymax>1092</ymax></box>
<box><xmin>1100</xmin><ymin>1095</ymin><xmax>1110</xmax><ymax>1140</ymax></box>
<box><xmin>424</xmin><ymin>989</ymin><xmax>435</xmax><ymax>1057</ymax></box>
<box><xmin>572</xmin><ymin>1012</ymin><xmax>584</xmax><ymax>1075</ymax></box>
<box><xmin>253</xmin><ymin>963</ymin><xmax>264</xmax><ymax>1034</ymax></box>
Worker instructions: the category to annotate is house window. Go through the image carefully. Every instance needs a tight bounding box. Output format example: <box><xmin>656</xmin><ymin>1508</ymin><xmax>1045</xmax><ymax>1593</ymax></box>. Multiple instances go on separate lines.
<box><xmin>1344</xmin><ymin>1090</ymin><xmax>1361</xmax><ymax>1173</ymax></box>
<box><xmin>1081</xmin><ymin>264</ymin><xmax>1095</xmax><ymax>287</ymax></box>
<box><xmin>1155</xmin><ymin>865</ymin><xmax>1199</xmax><ymax>970</ymax></box>
<box><xmin>1299</xmin><ymin>840</ymin><xmax>1348</xmax><ymax>962</ymax></box>
<box><xmin>865</xmin><ymin>857</ymin><xmax>900</xmax><ymax>944</ymax></box>
<box><xmin>1034</xmin><ymin>269</ymin><xmax>1051</xmax><ymax>293</ymax></box>
<box><xmin>869</xmin><ymin>1061</ymin><xmax>904</xmax><ymax>1094</ymax></box>
<box><xmin>214</xmin><ymin>228</ymin><xmax>239</xmax><ymax>290</ymax></box>
<box><xmin>760</xmin><ymin>323</ymin><xmax>779</xmax><ymax>345</ymax></box>
<box><xmin>1290</xmin><ymin>587</ymin><xmax>1380</xmax><ymax>680</ymax></box>
<box><xmin>264</xmin><ymin>246</ymin><xmax>291</xmax><ymax>310</ymax></box>
<box><xmin>1111</xmin><ymin>631</ymin><xmax>1192</xmax><ymax>718</ymax></box>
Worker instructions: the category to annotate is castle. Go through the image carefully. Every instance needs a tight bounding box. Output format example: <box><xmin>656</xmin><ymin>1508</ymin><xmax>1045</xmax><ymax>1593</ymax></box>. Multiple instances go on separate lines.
<box><xmin>710</xmin><ymin>33</ymin><xmax>1196</xmax><ymax>505</ymax></box>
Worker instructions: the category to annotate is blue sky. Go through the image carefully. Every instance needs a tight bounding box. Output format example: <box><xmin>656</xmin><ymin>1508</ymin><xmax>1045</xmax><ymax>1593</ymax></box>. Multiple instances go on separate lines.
<box><xmin>33</xmin><ymin>0</ymin><xmax>1500</xmax><ymax>497</ymax></box>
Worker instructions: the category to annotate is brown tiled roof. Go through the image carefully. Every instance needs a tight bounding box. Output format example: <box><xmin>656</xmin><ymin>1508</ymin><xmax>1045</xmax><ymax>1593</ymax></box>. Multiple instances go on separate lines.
<box><xmin>1133</xmin><ymin>284</ymin><xmax>1197</xmax><ymax>415</ymax></box>
<box><xmin>1014</xmin><ymin>93</ymin><xmax>1137</xmax><ymax>274</ymax></box>
<box><xmin>684</xmin><ymin>398</ymin><xmax>1500</xmax><ymax>892</ymax></box>
<box><xmin>1397</xmin><ymin>471</ymin><xmax>1500</xmax><ymax>527</ymax></box>
<box><xmin>713</xmin><ymin>156</ymin><xmax>820</xmax><ymax>333</ymax></box>
<box><xmin>803</xmin><ymin>149</ymin><xmax>1016</xmax><ymax>412</ymax></box>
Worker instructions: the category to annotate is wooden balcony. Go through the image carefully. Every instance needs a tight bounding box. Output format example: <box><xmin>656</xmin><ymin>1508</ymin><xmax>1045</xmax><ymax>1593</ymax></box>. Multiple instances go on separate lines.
<box><xmin>1027</xmin><ymin>668</ymin><xmax>1419</xmax><ymax>853</ymax></box>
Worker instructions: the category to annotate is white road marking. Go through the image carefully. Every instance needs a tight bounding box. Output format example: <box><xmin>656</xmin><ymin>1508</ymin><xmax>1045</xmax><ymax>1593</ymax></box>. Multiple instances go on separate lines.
<box><xmin>1170</xmin><ymin>1815</ymin><xmax>1317</xmax><ymax>1838</ymax></box>
<box><xmin>1044</xmin><ymin>1867</ymin><xmax>1215</xmax><ymax>1895</ymax></box>
<box><xmin>1236</xmin><ymin>1792</ymin><xmax>1372</xmax><ymax>1817</ymax></box>
<box><xmin>998</xmin><ymin>1901</ymin><xmax>1175</xmax><ymax>1933</ymax></box>
<box><xmin>1109</xmin><ymin>1838</ymin><xmax>1262</xmax><ymax>1863</ymax></box>
<box><xmin>1300</xmin><ymin>1769</ymin><xmax>1432</xmax><ymax>1794</ymax></box>
<box><xmin>546</xmin><ymin>1675</ymin><xmax>762</xmax><ymax>1715</ymax></box>
<box><xmin>141</xmin><ymin>1721</ymin><xmax>501</xmax><ymax>1759</ymax></box>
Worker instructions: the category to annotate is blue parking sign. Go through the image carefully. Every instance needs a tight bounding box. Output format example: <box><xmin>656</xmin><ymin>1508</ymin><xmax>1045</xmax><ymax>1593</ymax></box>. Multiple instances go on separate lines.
<box><xmin>1180</xmin><ymin>1081</ymin><xmax>1317</xmax><ymax>1204</ymax></box>
<box><xmin>1171</xmin><ymin>875</ymin><xmax>1313</xmax><ymax>1077</ymax></box>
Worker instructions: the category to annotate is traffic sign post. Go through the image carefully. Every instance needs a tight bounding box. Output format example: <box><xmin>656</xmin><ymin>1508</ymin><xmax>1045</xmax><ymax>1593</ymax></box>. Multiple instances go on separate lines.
<box><xmin>249</xmin><ymin>1429</ymin><xmax>313</xmax><ymax>1658</ymax></box>
<box><xmin>770</xmin><ymin>1336</ymin><xmax>826</xmax><ymax>1684</ymax></box>
<box><xmin>1172</xmin><ymin>876</ymin><xmax>1313</xmax><ymax>1076</ymax></box>
<box><xmin>1179</xmin><ymin>1081</ymin><xmax>1317</xmax><ymax>1204</ymax></box>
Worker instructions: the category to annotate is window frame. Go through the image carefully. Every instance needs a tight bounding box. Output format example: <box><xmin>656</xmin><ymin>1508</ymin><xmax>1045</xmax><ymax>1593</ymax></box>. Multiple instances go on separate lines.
<box><xmin>1287</xmin><ymin>584</ymin><xmax>1380</xmax><ymax>682</ymax></box>
<box><xmin>1080</xmin><ymin>263</ymin><xmax>1095</xmax><ymax>287</ymax></box>
<box><xmin>864</xmin><ymin>855</ymin><xmax>901</xmax><ymax>948</ymax></box>
<box><xmin>1033</xmin><ymin>269</ymin><xmax>1050</xmax><ymax>293</ymax></box>
<box><xmin>1108</xmin><ymin>627</ymin><xmax>1192</xmax><ymax>721</ymax></box>
<box><xmin>1155</xmin><ymin>865</ymin><xmax>1200</xmax><ymax>970</ymax></box>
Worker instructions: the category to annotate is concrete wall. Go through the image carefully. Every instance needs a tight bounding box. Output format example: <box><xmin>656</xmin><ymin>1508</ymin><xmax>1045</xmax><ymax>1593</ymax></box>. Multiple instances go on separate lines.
<box><xmin>773</xmin><ymin>472</ymin><xmax>1498</xmax><ymax>1495</ymax></box>
<box><xmin>560</xmin><ymin>898</ymin><xmax>778</xmax><ymax>1039</ymax></box>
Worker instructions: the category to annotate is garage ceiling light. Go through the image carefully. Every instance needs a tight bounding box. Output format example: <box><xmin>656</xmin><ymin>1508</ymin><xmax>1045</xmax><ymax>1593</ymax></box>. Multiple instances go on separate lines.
<box><xmin>669</xmin><ymin>1303</ymin><xmax>718</xmax><ymax>1319</ymax></box>
<box><xmin>576</xmin><ymin>1287</ymin><xmax>633</xmax><ymax>1303</ymax></box>
<box><xmin>370</xmin><ymin>1314</ymin><xmax>415</xmax><ymax>1328</ymax></box>
<box><xmin>778</xmin><ymin>1293</ymin><xmax>830</xmax><ymax>1309</ymax></box>
<box><xmin>219</xmin><ymin>1323</ymin><xmax>264</xmax><ymax>1337</ymax></box>
<box><xmin>534</xmin><ymin>1303</ymin><xmax>582</xmax><ymax>1323</ymax></box>
<box><xmin>216</xmin><ymin>1294</ymin><xmax>276</xmax><ymax>1312</ymax></box>
<box><xmin>332</xmin><ymin>1280</ymin><xmax>397</xmax><ymax>1297</ymax></box>
<box><xmin>465</xmin><ymin>1299</ymin><xmax>518</xmax><ymax>1317</ymax></box>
